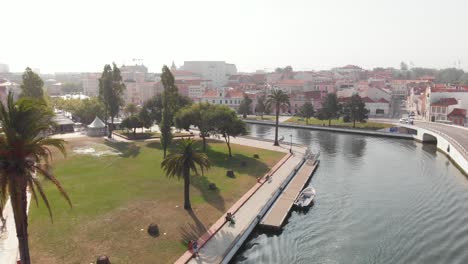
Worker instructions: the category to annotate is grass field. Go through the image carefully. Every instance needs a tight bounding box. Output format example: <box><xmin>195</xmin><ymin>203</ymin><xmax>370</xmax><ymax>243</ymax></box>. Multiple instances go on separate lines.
<box><xmin>242</xmin><ymin>115</ymin><xmax>277</xmax><ymax>121</ymax></box>
<box><xmin>28</xmin><ymin>138</ymin><xmax>284</xmax><ymax>264</ymax></box>
<box><xmin>285</xmin><ymin>116</ymin><xmax>393</xmax><ymax>130</ymax></box>
<box><xmin>113</xmin><ymin>130</ymin><xmax>190</xmax><ymax>139</ymax></box>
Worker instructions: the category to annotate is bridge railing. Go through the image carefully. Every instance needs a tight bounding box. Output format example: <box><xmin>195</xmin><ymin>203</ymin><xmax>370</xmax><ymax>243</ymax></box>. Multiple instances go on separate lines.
<box><xmin>421</xmin><ymin>126</ymin><xmax>468</xmax><ymax>157</ymax></box>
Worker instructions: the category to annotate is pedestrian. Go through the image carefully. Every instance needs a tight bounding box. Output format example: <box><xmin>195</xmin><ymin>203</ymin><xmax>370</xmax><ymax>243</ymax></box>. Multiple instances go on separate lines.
<box><xmin>225</xmin><ymin>212</ymin><xmax>236</xmax><ymax>225</ymax></box>
<box><xmin>192</xmin><ymin>240</ymin><xmax>199</xmax><ymax>257</ymax></box>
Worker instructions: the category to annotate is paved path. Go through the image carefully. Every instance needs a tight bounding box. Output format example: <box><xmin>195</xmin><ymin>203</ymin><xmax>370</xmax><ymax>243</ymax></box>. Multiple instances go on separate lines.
<box><xmin>0</xmin><ymin>194</ymin><xmax>31</xmax><ymax>264</ymax></box>
<box><xmin>184</xmin><ymin>137</ymin><xmax>305</xmax><ymax>264</ymax></box>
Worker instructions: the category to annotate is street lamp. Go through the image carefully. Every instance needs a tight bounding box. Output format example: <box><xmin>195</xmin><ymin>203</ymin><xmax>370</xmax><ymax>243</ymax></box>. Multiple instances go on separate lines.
<box><xmin>289</xmin><ymin>134</ymin><xmax>293</xmax><ymax>153</ymax></box>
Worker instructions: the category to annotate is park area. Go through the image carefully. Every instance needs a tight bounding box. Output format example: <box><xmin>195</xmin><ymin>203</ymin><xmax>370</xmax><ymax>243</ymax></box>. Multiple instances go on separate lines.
<box><xmin>285</xmin><ymin>116</ymin><xmax>393</xmax><ymax>130</ymax></box>
<box><xmin>27</xmin><ymin>137</ymin><xmax>284</xmax><ymax>263</ymax></box>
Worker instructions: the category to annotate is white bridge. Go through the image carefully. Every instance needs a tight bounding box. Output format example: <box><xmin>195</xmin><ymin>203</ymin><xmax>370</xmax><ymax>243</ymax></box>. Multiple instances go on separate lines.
<box><xmin>398</xmin><ymin>121</ymin><xmax>468</xmax><ymax>175</ymax></box>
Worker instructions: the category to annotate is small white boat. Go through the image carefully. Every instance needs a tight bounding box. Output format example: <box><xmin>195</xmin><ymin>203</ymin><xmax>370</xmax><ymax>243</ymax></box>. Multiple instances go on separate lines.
<box><xmin>294</xmin><ymin>186</ymin><xmax>316</xmax><ymax>208</ymax></box>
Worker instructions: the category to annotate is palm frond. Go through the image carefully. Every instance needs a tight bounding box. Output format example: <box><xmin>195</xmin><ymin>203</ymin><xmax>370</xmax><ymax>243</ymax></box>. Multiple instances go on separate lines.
<box><xmin>33</xmin><ymin>165</ymin><xmax>72</xmax><ymax>209</ymax></box>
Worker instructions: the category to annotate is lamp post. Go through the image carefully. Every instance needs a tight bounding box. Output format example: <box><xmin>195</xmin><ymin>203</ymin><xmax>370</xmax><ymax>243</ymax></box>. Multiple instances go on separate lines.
<box><xmin>289</xmin><ymin>134</ymin><xmax>293</xmax><ymax>153</ymax></box>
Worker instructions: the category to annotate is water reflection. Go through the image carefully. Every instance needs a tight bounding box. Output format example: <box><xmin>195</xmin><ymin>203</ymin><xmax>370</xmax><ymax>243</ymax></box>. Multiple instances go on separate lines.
<box><xmin>235</xmin><ymin>124</ymin><xmax>468</xmax><ymax>264</ymax></box>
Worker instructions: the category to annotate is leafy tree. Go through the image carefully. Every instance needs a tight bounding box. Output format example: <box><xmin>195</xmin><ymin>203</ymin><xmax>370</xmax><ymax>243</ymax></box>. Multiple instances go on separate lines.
<box><xmin>255</xmin><ymin>94</ymin><xmax>267</xmax><ymax>119</ymax></box>
<box><xmin>266</xmin><ymin>89</ymin><xmax>290</xmax><ymax>146</ymax></box>
<box><xmin>20</xmin><ymin>67</ymin><xmax>44</xmax><ymax>99</ymax></box>
<box><xmin>160</xmin><ymin>65</ymin><xmax>179</xmax><ymax>158</ymax></box>
<box><xmin>400</xmin><ymin>62</ymin><xmax>408</xmax><ymax>71</ymax></box>
<box><xmin>140</xmin><ymin>95</ymin><xmax>163</xmax><ymax>126</ymax></box>
<box><xmin>299</xmin><ymin>102</ymin><xmax>315</xmax><ymax>124</ymax></box>
<box><xmin>124</xmin><ymin>103</ymin><xmax>139</xmax><ymax>116</ymax></box>
<box><xmin>52</xmin><ymin>97</ymin><xmax>105</xmax><ymax>124</ymax></box>
<box><xmin>0</xmin><ymin>93</ymin><xmax>71</xmax><ymax>264</ymax></box>
<box><xmin>121</xmin><ymin>115</ymin><xmax>143</xmax><ymax>136</ymax></box>
<box><xmin>212</xmin><ymin>106</ymin><xmax>246</xmax><ymax>157</ymax></box>
<box><xmin>343</xmin><ymin>94</ymin><xmax>369</xmax><ymax>128</ymax></box>
<box><xmin>161</xmin><ymin>138</ymin><xmax>211</xmax><ymax>210</ymax></box>
<box><xmin>175</xmin><ymin>103</ymin><xmax>215</xmax><ymax>152</ymax></box>
<box><xmin>436</xmin><ymin>68</ymin><xmax>465</xmax><ymax>84</ymax></box>
<box><xmin>99</xmin><ymin>63</ymin><xmax>126</xmax><ymax>138</ymax></box>
<box><xmin>318</xmin><ymin>93</ymin><xmax>341</xmax><ymax>126</ymax></box>
<box><xmin>238</xmin><ymin>94</ymin><xmax>252</xmax><ymax>118</ymax></box>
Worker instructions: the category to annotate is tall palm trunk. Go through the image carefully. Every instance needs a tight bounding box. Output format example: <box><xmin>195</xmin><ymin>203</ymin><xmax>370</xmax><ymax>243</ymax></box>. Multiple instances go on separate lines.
<box><xmin>224</xmin><ymin>134</ymin><xmax>232</xmax><ymax>157</ymax></box>
<box><xmin>202</xmin><ymin>135</ymin><xmax>207</xmax><ymax>152</ymax></box>
<box><xmin>108</xmin><ymin>116</ymin><xmax>114</xmax><ymax>138</ymax></box>
<box><xmin>9</xmin><ymin>173</ymin><xmax>31</xmax><ymax>264</ymax></box>
<box><xmin>274</xmin><ymin>103</ymin><xmax>280</xmax><ymax>146</ymax></box>
<box><xmin>183</xmin><ymin>166</ymin><xmax>191</xmax><ymax>210</ymax></box>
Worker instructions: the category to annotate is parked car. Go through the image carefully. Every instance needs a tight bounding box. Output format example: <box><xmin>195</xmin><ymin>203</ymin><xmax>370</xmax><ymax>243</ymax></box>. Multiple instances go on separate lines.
<box><xmin>399</xmin><ymin>118</ymin><xmax>408</xmax><ymax>124</ymax></box>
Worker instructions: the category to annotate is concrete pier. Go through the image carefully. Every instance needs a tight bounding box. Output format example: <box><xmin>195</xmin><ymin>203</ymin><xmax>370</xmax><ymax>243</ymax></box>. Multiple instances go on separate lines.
<box><xmin>260</xmin><ymin>158</ymin><xmax>319</xmax><ymax>229</ymax></box>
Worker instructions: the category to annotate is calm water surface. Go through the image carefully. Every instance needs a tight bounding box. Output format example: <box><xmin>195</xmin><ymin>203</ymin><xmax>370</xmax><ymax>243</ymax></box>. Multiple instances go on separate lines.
<box><xmin>233</xmin><ymin>124</ymin><xmax>468</xmax><ymax>264</ymax></box>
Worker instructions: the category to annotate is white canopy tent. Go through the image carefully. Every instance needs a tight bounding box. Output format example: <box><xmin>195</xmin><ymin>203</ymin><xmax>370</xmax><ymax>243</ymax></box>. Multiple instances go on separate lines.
<box><xmin>87</xmin><ymin>117</ymin><xmax>106</xmax><ymax>137</ymax></box>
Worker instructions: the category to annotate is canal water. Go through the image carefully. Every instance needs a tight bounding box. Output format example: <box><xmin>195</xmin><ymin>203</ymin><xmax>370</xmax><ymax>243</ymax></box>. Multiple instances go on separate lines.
<box><xmin>233</xmin><ymin>124</ymin><xmax>468</xmax><ymax>264</ymax></box>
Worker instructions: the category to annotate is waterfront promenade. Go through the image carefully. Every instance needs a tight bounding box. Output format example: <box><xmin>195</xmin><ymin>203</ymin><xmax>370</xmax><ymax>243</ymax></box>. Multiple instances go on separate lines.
<box><xmin>175</xmin><ymin>137</ymin><xmax>307</xmax><ymax>264</ymax></box>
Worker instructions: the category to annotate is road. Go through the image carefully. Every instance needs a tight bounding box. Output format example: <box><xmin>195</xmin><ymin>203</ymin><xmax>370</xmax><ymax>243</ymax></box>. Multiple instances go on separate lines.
<box><xmin>414</xmin><ymin>121</ymin><xmax>468</xmax><ymax>159</ymax></box>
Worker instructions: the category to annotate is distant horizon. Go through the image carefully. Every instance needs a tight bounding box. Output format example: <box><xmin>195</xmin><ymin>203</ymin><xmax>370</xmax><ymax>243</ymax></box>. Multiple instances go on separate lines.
<box><xmin>1</xmin><ymin>61</ymin><xmax>467</xmax><ymax>75</ymax></box>
<box><xmin>1</xmin><ymin>0</ymin><xmax>467</xmax><ymax>74</ymax></box>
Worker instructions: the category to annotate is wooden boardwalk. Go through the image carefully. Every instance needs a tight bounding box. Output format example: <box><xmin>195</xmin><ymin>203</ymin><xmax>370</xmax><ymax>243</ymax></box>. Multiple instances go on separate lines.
<box><xmin>259</xmin><ymin>158</ymin><xmax>319</xmax><ymax>229</ymax></box>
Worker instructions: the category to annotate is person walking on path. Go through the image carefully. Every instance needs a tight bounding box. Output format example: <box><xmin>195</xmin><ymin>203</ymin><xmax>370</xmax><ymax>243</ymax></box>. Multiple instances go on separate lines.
<box><xmin>192</xmin><ymin>240</ymin><xmax>199</xmax><ymax>257</ymax></box>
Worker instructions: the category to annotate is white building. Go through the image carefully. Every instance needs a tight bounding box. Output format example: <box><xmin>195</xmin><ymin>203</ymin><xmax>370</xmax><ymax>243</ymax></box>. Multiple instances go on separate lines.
<box><xmin>201</xmin><ymin>87</ymin><xmax>244</xmax><ymax>110</ymax></box>
<box><xmin>181</xmin><ymin>61</ymin><xmax>237</xmax><ymax>88</ymax></box>
<box><xmin>82</xmin><ymin>73</ymin><xmax>100</xmax><ymax>97</ymax></box>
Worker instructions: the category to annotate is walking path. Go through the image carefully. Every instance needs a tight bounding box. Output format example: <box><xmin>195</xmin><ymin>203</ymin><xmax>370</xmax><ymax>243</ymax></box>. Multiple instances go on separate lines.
<box><xmin>0</xmin><ymin>194</ymin><xmax>31</xmax><ymax>264</ymax></box>
<box><xmin>175</xmin><ymin>137</ymin><xmax>307</xmax><ymax>264</ymax></box>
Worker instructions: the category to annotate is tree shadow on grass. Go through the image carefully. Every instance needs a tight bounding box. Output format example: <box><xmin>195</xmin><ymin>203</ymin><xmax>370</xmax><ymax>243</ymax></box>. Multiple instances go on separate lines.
<box><xmin>191</xmin><ymin>174</ymin><xmax>225</xmax><ymax>212</ymax></box>
<box><xmin>148</xmin><ymin>140</ymin><xmax>226</xmax><ymax>212</ymax></box>
<box><xmin>179</xmin><ymin>210</ymin><xmax>209</xmax><ymax>244</ymax></box>
<box><xmin>104</xmin><ymin>141</ymin><xmax>140</xmax><ymax>158</ymax></box>
<box><xmin>205</xmin><ymin>144</ymin><xmax>271</xmax><ymax>178</ymax></box>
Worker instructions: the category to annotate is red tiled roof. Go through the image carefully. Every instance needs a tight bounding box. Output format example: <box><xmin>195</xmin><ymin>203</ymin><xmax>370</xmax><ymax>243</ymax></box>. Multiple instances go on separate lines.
<box><xmin>377</xmin><ymin>98</ymin><xmax>389</xmax><ymax>103</ymax></box>
<box><xmin>432</xmin><ymin>97</ymin><xmax>458</xmax><ymax>106</ymax></box>
<box><xmin>202</xmin><ymin>90</ymin><xmax>218</xmax><ymax>98</ymax></box>
<box><xmin>275</xmin><ymin>79</ymin><xmax>306</xmax><ymax>85</ymax></box>
<box><xmin>362</xmin><ymin>96</ymin><xmax>375</xmax><ymax>103</ymax></box>
<box><xmin>226</xmin><ymin>90</ymin><xmax>244</xmax><ymax>98</ymax></box>
<box><xmin>448</xmin><ymin>108</ymin><xmax>466</xmax><ymax>117</ymax></box>
<box><xmin>172</xmin><ymin>70</ymin><xmax>199</xmax><ymax>76</ymax></box>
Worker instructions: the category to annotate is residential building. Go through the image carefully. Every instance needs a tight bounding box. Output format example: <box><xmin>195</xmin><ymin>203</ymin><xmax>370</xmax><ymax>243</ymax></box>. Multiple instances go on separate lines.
<box><xmin>447</xmin><ymin>108</ymin><xmax>466</xmax><ymax>126</ymax></box>
<box><xmin>428</xmin><ymin>97</ymin><xmax>459</xmax><ymax>122</ymax></box>
<box><xmin>121</xmin><ymin>64</ymin><xmax>148</xmax><ymax>82</ymax></box>
<box><xmin>82</xmin><ymin>73</ymin><xmax>100</xmax><ymax>97</ymax></box>
<box><xmin>181</xmin><ymin>61</ymin><xmax>237</xmax><ymax>88</ymax></box>
<box><xmin>0</xmin><ymin>79</ymin><xmax>20</xmax><ymax>104</ymax></box>
<box><xmin>201</xmin><ymin>87</ymin><xmax>244</xmax><ymax>110</ymax></box>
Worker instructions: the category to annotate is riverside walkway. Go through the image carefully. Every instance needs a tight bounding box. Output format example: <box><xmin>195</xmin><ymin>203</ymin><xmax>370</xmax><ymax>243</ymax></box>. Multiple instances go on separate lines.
<box><xmin>175</xmin><ymin>137</ymin><xmax>307</xmax><ymax>264</ymax></box>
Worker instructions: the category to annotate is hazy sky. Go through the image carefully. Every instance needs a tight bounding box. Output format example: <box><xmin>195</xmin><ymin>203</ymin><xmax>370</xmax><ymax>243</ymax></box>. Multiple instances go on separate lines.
<box><xmin>1</xmin><ymin>0</ymin><xmax>467</xmax><ymax>73</ymax></box>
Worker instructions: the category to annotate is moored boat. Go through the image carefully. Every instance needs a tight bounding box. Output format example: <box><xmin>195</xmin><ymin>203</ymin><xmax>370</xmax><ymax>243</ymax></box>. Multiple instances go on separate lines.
<box><xmin>294</xmin><ymin>186</ymin><xmax>316</xmax><ymax>208</ymax></box>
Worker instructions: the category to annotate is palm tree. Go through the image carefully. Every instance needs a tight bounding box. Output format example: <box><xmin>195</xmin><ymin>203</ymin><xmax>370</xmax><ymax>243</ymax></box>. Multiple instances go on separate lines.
<box><xmin>266</xmin><ymin>89</ymin><xmax>290</xmax><ymax>146</ymax></box>
<box><xmin>0</xmin><ymin>93</ymin><xmax>72</xmax><ymax>264</ymax></box>
<box><xmin>161</xmin><ymin>138</ymin><xmax>211</xmax><ymax>210</ymax></box>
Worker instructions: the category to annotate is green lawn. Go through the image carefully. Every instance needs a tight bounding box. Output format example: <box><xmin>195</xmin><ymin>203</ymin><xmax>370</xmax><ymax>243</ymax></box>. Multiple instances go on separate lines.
<box><xmin>113</xmin><ymin>130</ymin><xmax>190</xmax><ymax>139</ymax></box>
<box><xmin>285</xmin><ymin>116</ymin><xmax>393</xmax><ymax>130</ymax></box>
<box><xmin>242</xmin><ymin>115</ymin><xmax>276</xmax><ymax>121</ymax></box>
<box><xmin>28</xmin><ymin>138</ymin><xmax>284</xmax><ymax>264</ymax></box>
